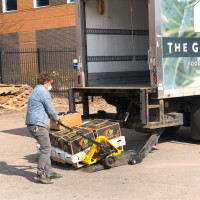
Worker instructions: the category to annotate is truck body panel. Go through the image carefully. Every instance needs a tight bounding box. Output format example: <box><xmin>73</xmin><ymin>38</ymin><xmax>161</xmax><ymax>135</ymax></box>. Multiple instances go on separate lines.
<box><xmin>75</xmin><ymin>0</ymin><xmax>200</xmax><ymax>99</ymax></box>
<box><xmin>76</xmin><ymin>0</ymin><xmax>150</xmax><ymax>88</ymax></box>
<box><xmin>161</xmin><ymin>0</ymin><xmax>200</xmax><ymax>98</ymax></box>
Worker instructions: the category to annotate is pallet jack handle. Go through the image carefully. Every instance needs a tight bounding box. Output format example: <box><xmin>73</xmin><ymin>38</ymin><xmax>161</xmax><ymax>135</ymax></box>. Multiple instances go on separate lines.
<box><xmin>58</xmin><ymin>121</ymin><xmax>103</xmax><ymax>147</ymax></box>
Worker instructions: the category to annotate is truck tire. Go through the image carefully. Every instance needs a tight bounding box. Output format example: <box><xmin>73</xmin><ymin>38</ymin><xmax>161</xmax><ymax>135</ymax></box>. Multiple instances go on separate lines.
<box><xmin>191</xmin><ymin>97</ymin><xmax>200</xmax><ymax>140</ymax></box>
<box><xmin>162</xmin><ymin>126</ymin><xmax>180</xmax><ymax>136</ymax></box>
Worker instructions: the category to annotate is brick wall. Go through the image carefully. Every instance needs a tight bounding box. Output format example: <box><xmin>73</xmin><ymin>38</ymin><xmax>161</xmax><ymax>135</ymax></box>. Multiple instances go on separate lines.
<box><xmin>0</xmin><ymin>1</ymin><xmax>76</xmax><ymax>49</ymax></box>
<box><xmin>36</xmin><ymin>26</ymin><xmax>76</xmax><ymax>48</ymax></box>
<box><xmin>0</xmin><ymin>32</ymin><xmax>19</xmax><ymax>49</ymax></box>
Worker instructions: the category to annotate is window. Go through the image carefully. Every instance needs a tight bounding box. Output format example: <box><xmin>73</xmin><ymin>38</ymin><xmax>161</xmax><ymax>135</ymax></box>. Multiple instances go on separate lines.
<box><xmin>34</xmin><ymin>0</ymin><xmax>49</xmax><ymax>8</ymax></box>
<box><xmin>3</xmin><ymin>0</ymin><xmax>17</xmax><ymax>12</ymax></box>
<box><xmin>67</xmin><ymin>0</ymin><xmax>75</xmax><ymax>3</ymax></box>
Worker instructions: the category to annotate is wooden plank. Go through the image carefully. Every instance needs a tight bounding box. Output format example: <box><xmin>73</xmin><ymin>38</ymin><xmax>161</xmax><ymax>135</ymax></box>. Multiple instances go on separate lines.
<box><xmin>16</xmin><ymin>99</ymin><xmax>28</xmax><ymax>108</ymax></box>
<box><xmin>10</xmin><ymin>88</ymin><xmax>20</xmax><ymax>94</ymax></box>
<box><xmin>4</xmin><ymin>87</ymin><xmax>15</xmax><ymax>94</ymax></box>
<box><xmin>0</xmin><ymin>96</ymin><xmax>11</xmax><ymax>104</ymax></box>
<box><xmin>15</xmin><ymin>97</ymin><xmax>26</xmax><ymax>101</ymax></box>
<box><xmin>22</xmin><ymin>85</ymin><xmax>32</xmax><ymax>90</ymax></box>
<box><xmin>0</xmin><ymin>84</ymin><xmax>14</xmax><ymax>87</ymax></box>
<box><xmin>0</xmin><ymin>87</ymin><xmax>13</xmax><ymax>95</ymax></box>
<box><xmin>1</xmin><ymin>105</ymin><xmax>18</xmax><ymax>110</ymax></box>
<box><xmin>50</xmin><ymin>156</ymin><xmax>84</xmax><ymax>168</ymax></box>
<box><xmin>50</xmin><ymin>156</ymin><xmax>69</xmax><ymax>164</ymax></box>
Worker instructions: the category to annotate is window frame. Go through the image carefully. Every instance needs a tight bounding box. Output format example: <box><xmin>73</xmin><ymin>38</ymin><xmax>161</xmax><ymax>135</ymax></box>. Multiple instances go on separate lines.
<box><xmin>34</xmin><ymin>0</ymin><xmax>50</xmax><ymax>8</ymax></box>
<box><xmin>2</xmin><ymin>0</ymin><xmax>18</xmax><ymax>13</ymax></box>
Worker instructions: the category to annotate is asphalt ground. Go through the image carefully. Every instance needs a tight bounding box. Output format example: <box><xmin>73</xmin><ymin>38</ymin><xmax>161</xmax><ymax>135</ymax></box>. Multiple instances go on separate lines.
<box><xmin>0</xmin><ymin>111</ymin><xmax>200</xmax><ymax>200</ymax></box>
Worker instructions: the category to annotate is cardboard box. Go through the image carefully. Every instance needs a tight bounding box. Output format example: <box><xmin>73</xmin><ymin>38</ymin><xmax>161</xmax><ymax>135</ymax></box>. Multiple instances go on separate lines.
<box><xmin>80</xmin><ymin>119</ymin><xmax>108</xmax><ymax>129</ymax></box>
<box><xmin>109</xmin><ymin>136</ymin><xmax>126</xmax><ymax>148</ymax></box>
<box><xmin>36</xmin><ymin>136</ymin><xmax>126</xmax><ymax>164</ymax></box>
<box><xmin>50</xmin><ymin>112</ymin><xmax>82</xmax><ymax>130</ymax></box>
<box><xmin>61</xmin><ymin>127</ymin><xmax>95</xmax><ymax>155</ymax></box>
<box><xmin>62</xmin><ymin>148</ymin><xmax>91</xmax><ymax>163</ymax></box>
<box><xmin>81</xmin><ymin>120</ymin><xmax>121</xmax><ymax>140</ymax></box>
<box><xmin>49</xmin><ymin>129</ymin><xmax>71</xmax><ymax>149</ymax></box>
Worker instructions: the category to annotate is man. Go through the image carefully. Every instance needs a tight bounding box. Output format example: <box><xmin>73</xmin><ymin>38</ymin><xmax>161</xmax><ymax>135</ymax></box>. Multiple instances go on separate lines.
<box><xmin>26</xmin><ymin>72</ymin><xmax>63</xmax><ymax>184</ymax></box>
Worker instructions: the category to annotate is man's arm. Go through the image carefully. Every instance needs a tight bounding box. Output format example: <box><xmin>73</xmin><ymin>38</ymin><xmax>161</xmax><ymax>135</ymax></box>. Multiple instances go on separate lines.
<box><xmin>43</xmin><ymin>96</ymin><xmax>60</xmax><ymax>122</ymax></box>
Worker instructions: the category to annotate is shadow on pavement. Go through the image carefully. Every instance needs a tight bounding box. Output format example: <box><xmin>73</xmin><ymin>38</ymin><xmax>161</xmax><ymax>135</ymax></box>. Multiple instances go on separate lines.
<box><xmin>0</xmin><ymin>127</ymin><xmax>32</xmax><ymax>138</ymax></box>
<box><xmin>160</xmin><ymin>127</ymin><xmax>200</xmax><ymax>145</ymax></box>
<box><xmin>24</xmin><ymin>153</ymin><xmax>77</xmax><ymax>172</ymax></box>
<box><xmin>24</xmin><ymin>153</ymin><xmax>39</xmax><ymax>164</ymax></box>
<box><xmin>0</xmin><ymin>161</ymin><xmax>36</xmax><ymax>183</ymax></box>
<box><xmin>121</xmin><ymin>126</ymin><xmax>200</xmax><ymax>156</ymax></box>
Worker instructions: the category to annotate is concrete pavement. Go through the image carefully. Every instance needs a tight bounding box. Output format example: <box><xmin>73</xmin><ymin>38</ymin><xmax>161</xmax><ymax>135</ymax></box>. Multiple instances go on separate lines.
<box><xmin>0</xmin><ymin>111</ymin><xmax>200</xmax><ymax>200</ymax></box>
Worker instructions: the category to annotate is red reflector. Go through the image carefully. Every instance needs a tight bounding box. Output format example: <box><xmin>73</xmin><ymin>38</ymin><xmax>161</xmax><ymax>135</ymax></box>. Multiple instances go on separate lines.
<box><xmin>78</xmin><ymin>75</ymin><xmax>81</xmax><ymax>85</ymax></box>
<box><xmin>78</xmin><ymin>4</ymin><xmax>80</xmax><ymax>18</ymax></box>
<box><xmin>168</xmin><ymin>94</ymin><xmax>171</xmax><ymax>97</ymax></box>
<box><xmin>153</xmin><ymin>73</ymin><xmax>157</xmax><ymax>84</ymax></box>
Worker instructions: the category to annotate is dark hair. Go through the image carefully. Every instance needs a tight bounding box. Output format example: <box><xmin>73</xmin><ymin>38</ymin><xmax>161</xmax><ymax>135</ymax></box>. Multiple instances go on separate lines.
<box><xmin>37</xmin><ymin>72</ymin><xmax>55</xmax><ymax>85</ymax></box>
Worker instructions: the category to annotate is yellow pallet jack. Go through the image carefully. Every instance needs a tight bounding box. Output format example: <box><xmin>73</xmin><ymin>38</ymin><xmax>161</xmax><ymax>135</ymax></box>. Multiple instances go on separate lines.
<box><xmin>59</xmin><ymin>122</ymin><xmax>164</xmax><ymax>172</ymax></box>
<box><xmin>59</xmin><ymin>122</ymin><xmax>122</xmax><ymax>168</ymax></box>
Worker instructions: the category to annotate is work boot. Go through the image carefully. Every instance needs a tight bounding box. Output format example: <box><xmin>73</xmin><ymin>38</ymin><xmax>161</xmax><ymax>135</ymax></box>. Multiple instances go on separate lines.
<box><xmin>47</xmin><ymin>172</ymin><xmax>63</xmax><ymax>179</ymax></box>
<box><xmin>36</xmin><ymin>174</ymin><xmax>54</xmax><ymax>184</ymax></box>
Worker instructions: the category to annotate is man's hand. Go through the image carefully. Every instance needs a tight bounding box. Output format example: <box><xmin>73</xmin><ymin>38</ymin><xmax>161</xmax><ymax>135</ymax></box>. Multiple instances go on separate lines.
<box><xmin>55</xmin><ymin>119</ymin><xmax>73</xmax><ymax>132</ymax></box>
<box><xmin>56</xmin><ymin>119</ymin><xmax>63</xmax><ymax>125</ymax></box>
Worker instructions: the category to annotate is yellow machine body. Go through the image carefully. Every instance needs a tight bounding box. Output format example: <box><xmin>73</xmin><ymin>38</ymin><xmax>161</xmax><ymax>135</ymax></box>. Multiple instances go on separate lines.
<box><xmin>82</xmin><ymin>136</ymin><xmax>121</xmax><ymax>165</ymax></box>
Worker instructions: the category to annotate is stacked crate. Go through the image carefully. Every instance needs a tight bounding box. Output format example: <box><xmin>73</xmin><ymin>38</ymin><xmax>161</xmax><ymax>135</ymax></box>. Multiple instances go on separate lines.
<box><xmin>49</xmin><ymin>126</ymin><xmax>95</xmax><ymax>155</ymax></box>
<box><xmin>80</xmin><ymin>119</ymin><xmax>121</xmax><ymax>140</ymax></box>
<box><xmin>39</xmin><ymin>119</ymin><xmax>125</xmax><ymax>168</ymax></box>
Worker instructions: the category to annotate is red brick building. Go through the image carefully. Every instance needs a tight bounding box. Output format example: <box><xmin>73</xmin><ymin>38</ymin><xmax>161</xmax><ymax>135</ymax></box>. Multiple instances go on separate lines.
<box><xmin>0</xmin><ymin>0</ymin><xmax>76</xmax><ymax>49</ymax></box>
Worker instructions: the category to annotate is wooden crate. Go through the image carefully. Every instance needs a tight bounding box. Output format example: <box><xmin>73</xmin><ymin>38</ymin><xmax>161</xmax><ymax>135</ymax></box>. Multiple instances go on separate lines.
<box><xmin>49</xmin><ymin>129</ymin><xmax>71</xmax><ymax>149</ymax></box>
<box><xmin>80</xmin><ymin>119</ymin><xmax>108</xmax><ymax>129</ymax></box>
<box><xmin>61</xmin><ymin>127</ymin><xmax>95</xmax><ymax>155</ymax></box>
<box><xmin>80</xmin><ymin>120</ymin><xmax>121</xmax><ymax>140</ymax></box>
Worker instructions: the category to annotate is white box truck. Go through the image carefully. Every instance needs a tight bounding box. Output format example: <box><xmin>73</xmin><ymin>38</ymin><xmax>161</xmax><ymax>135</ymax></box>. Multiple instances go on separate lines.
<box><xmin>68</xmin><ymin>0</ymin><xmax>200</xmax><ymax>166</ymax></box>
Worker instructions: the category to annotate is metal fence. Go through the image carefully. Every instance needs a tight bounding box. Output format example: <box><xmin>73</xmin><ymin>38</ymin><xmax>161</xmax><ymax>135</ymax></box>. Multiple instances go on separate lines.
<box><xmin>0</xmin><ymin>47</ymin><xmax>77</xmax><ymax>97</ymax></box>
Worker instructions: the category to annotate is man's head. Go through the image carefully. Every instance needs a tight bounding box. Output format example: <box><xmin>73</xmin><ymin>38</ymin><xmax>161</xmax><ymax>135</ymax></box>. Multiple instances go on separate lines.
<box><xmin>37</xmin><ymin>72</ymin><xmax>55</xmax><ymax>90</ymax></box>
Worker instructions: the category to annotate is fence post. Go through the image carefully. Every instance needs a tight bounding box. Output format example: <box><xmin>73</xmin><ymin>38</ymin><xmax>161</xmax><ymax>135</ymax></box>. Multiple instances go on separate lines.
<box><xmin>0</xmin><ymin>51</ymin><xmax>3</xmax><ymax>84</ymax></box>
<box><xmin>37</xmin><ymin>48</ymin><xmax>41</xmax><ymax>73</ymax></box>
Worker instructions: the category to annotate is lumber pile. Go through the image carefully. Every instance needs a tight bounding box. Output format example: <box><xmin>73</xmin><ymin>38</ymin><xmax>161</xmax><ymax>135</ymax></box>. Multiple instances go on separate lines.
<box><xmin>0</xmin><ymin>84</ymin><xmax>32</xmax><ymax>111</ymax></box>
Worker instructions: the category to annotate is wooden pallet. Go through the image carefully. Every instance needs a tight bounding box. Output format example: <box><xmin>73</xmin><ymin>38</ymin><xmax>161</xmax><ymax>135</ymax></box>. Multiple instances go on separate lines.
<box><xmin>1</xmin><ymin>90</ymin><xmax>31</xmax><ymax>111</ymax></box>
<box><xmin>0</xmin><ymin>84</ymin><xmax>32</xmax><ymax>111</ymax></box>
<box><xmin>50</xmin><ymin>156</ymin><xmax>85</xmax><ymax>168</ymax></box>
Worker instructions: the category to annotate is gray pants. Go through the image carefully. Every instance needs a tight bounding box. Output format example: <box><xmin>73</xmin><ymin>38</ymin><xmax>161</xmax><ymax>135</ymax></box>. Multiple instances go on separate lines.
<box><xmin>27</xmin><ymin>125</ymin><xmax>53</xmax><ymax>176</ymax></box>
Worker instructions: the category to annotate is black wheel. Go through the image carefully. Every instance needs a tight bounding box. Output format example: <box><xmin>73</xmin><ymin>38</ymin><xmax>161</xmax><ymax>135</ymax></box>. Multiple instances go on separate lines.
<box><xmin>104</xmin><ymin>155</ymin><xmax>115</xmax><ymax>168</ymax></box>
<box><xmin>129</xmin><ymin>155</ymin><xmax>141</xmax><ymax>165</ymax></box>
